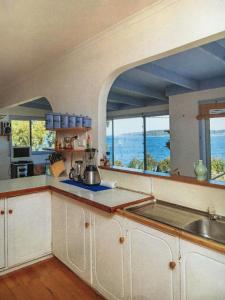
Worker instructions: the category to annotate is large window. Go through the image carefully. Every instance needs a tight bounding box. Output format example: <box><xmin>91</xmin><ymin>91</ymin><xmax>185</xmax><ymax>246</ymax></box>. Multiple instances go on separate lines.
<box><xmin>146</xmin><ymin>116</ymin><xmax>170</xmax><ymax>172</ymax></box>
<box><xmin>11</xmin><ymin>119</ymin><xmax>55</xmax><ymax>152</ymax></box>
<box><xmin>210</xmin><ymin>117</ymin><xmax>225</xmax><ymax>181</ymax></box>
<box><xmin>106</xmin><ymin>115</ymin><xmax>170</xmax><ymax>173</ymax></box>
<box><xmin>114</xmin><ymin>117</ymin><xmax>144</xmax><ymax>168</ymax></box>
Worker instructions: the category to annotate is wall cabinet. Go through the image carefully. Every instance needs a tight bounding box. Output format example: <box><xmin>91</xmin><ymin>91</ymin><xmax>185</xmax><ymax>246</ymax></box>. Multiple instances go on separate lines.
<box><xmin>180</xmin><ymin>239</ymin><xmax>225</xmax><ymax>300</ymax></box>
<box><xmin>7</xmin><ymin>191</ymin><xmax>52</xmax><ymax>267</ymax></box>
<box><xmin>52</xmin><ymin>192</ymin><xmax>92</xmax><ymax>284</ymax></box>
<box><xmin>92</xmin><ymin>211</ymin><xmax>128</xmax><ymax>300</ymax></box>
<box><xmin>126</xmin><ymin>219</ymin><xmax>180</xmax><ymax>300</ymax></box>
<box><xmin>0</xmin><ymin>199</ymin><xmax>5</xmax><ymax>269</ymax></box>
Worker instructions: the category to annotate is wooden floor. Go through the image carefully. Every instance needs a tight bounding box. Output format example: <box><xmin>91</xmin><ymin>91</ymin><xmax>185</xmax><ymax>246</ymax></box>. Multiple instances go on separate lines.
<box><xmin>0</xmin><ymin>257</ymin><xmax>104</xmax><ymax>300</ymax></box>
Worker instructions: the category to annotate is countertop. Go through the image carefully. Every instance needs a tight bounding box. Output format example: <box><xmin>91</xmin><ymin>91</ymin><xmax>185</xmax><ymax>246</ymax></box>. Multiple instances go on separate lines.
<box><xmin>0</xmin><ymin>175</ymin><xmax>153</xmax><ymax>213</ymax></box>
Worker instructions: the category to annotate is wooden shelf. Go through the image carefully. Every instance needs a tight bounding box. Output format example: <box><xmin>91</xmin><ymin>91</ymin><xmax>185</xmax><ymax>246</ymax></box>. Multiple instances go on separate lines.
<box><xmin>50</xmin><ymin>127</ymin><xmax>91</xmax><ymax>133</ymax></box>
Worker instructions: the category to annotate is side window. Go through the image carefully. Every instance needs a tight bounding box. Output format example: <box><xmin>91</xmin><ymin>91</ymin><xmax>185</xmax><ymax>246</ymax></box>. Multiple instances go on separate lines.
<box><xmin>209</xmin><ymin>117</ymin><xmax>225</xmax><ymax>181</ymax></box>
<box><xmin>198</xmin><ymin>102</ymin><xmax>225</xmax><ymax>181</ymax></box>
<box><xmin>11</xmin><ymin>120</ymin><xmax>30</xmax><ymax>147</ymax></box>
<box><xmin>31</xmin><ymin>120</ymin><xmax>55</xmax><ymax>151</ymax></box>
<box><xmin>11</xmin><ymin>119</ymin><xmax>55</xmax><ymax>153</ymax></box>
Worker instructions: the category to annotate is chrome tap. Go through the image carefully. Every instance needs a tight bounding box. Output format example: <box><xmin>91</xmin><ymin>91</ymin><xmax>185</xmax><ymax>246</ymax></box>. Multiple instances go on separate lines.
<box><xmin>207</xmin><ymin>207</ymin><xmax>222</xmax><ymax>220</ymax></box>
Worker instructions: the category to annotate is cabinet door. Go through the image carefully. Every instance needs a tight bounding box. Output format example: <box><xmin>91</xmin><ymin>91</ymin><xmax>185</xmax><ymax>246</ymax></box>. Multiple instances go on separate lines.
<box><xmin>52</xmin><ymin>192</ymin><xmax>91</xmax><ymax>284</ymax></box>
<box><xmin>127</xmin><ymin>220</ymin><xmax>180</xmax><ymax>300</ymax></box>
<box><xmin>0</xmin><ymin>200</ymin><xmax>5</xmax><ymax>269</ymax></box>
<box><xmin>180</xmin><ymin>239</ymin><xmax>225</xmax><ymax>300</ymax></box>
<box><xmin>52</xmin><ymin>192</ymin><xmax>67</xmax><ymax>262</ymax></box>
<box><xmin>7</xmin><ymin>191</ymin><xmax>52</xmax><ymax>267</ymax></box>
<box><xmin>65</xmin><ymin>196</ymin><xmax>91</xmax><ymax>283</ymax></box>
<box><xmin>92</xmin><ymin>211</ymin><xmax>128</xmax><ymax>300</ymax></box>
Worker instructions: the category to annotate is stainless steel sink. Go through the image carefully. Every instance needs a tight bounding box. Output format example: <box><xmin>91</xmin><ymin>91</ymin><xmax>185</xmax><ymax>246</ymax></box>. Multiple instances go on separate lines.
<box><xmin>184</xmin><ymin>219</ymin><xmax>225</xmax><ymax>244</ymax></box>
<box><xmin>124</xmin><ymin>200</ymin><xmax>225</xmax><ymax>244</ymax></box>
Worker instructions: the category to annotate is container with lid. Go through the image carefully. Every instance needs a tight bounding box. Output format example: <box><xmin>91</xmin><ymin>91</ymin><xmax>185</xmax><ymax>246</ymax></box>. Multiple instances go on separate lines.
<box><xmin>69</xmin><ymin>114</ymin><xmax>76</xmax><ymax>128</ymax></box>
<box><xmin>53</xmin><ymin>113</ymin><xmax>61</xmax><ymax>129</ymax></box>
<box><xmin>76</xmin><ymin>115</ymin><xmax>83</xmax><ymax>128</ymax></box>
<box><xmin>45</xmin><ymin>113</ymin><xmax>53</xmax><ymax>130</ymax></box>
<box><xmin>61</xmin><ymin>114</ymin><xmax>69</xmax><ymax>128</ymax></box>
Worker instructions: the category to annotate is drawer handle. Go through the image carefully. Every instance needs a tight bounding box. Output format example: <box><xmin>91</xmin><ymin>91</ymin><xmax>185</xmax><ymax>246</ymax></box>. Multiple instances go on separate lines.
<box><xmin>169</xmin><ymin>261</ymin><xmax>176</xmax><ymax>270</ymax></box>
<box><xmin>0</xmin><ymin>210</ymin><xmax>4</xmax><ymax>215</ymax></box>
<box><xmin>85</xmin><ymin>222</ymin><xmax>90</xmax><ymax>228</ymax></box>
<box><xmin>8</xmin><ymin>209</ymin><xmax>13</xmax><ymax>215</ymax></box>
<box><xmin>119</xmin><ymin>237</ymin><xmax>125</xmax><ymax>244</ymax></box>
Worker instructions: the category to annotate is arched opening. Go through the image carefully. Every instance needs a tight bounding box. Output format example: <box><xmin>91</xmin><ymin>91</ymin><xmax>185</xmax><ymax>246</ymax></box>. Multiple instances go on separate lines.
<box><xmin>0</xmin><ymin>97</ymin><xmax>54</xmax><ymax>179</ymax></box>
<box><xmin>103</xmin><ymin>36</ymin><xmax>225</xmax><ymax>181</ymax></box>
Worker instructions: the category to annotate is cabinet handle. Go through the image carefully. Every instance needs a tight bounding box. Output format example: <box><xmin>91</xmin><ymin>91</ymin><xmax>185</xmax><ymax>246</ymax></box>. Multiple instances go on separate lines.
<box><xmin>85</xmin><ymin>222</ymin><xmax>90</xmax><ymax>228</ymax></box>
<box><xmin>8</xmin><ymin>209</ymin><xmax>13</xmax><ymax>215</ymax></box>
<box><xmin>0</xmin><ymin>210</ymin><xmax>4</xmax><ymax>215</ymax></box>
<box><xmin>119</xmin><ymin>237</ymin><xmax>125</xmax><ymax>244</ymax></box>
<box><xmin>169</xmin><ymin>261</ymin><xmax>176</xmax><ymax>270</ymax></box>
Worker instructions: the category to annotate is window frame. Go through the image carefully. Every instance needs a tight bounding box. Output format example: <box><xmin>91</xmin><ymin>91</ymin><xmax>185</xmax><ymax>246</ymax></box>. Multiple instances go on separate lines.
<box><xmin>10</xmin><ymin>115</ymin><xmax>54</xmax><ymax>155</ymax></box>
<box><xmin>107</xmin><ymin>112</ymin><xmax>170</xmax><ymax>172</ymax></box>
<box><xmin>198</xmin><ymin>100</ymin><xmax>225</xmax><ymax>181</ymax></box>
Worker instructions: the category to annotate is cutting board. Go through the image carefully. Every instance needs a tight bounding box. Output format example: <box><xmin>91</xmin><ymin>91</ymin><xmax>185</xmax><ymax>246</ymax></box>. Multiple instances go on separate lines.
<box><xmin>50</xmin><ymin>160</ymin><xmax>66</xmax><ymax>177</ymax></box>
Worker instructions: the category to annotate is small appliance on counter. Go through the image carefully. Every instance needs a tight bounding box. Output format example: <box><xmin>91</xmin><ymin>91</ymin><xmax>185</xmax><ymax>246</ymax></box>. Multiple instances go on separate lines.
<box><xmin>83</xmin><ymin>148</ymin><xmax>101</xmax><ymax>185</ymax></box>
<box><xmin>69</xmin><ymin>148</ymin><xmax>101</xmax><ymax>185</ymax></box>
<box><xmin>69</xmin><ymin>160</ymin><xmax>83</xmax><ymax>182</ymax></box>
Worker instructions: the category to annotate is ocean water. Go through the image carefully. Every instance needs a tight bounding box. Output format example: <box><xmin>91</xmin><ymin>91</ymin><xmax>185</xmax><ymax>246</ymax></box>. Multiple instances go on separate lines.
<box><xmin>106</xmin><ymin>134</ymin><xmax>225</xmax><ymax>166</ymax></box>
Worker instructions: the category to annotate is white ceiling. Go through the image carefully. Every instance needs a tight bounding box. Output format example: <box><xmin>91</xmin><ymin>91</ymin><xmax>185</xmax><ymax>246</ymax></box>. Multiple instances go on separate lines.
<box><xmin>0</xmin><ymin>0</ymin><xmax>156</xmax><ymax>90</ymax></box>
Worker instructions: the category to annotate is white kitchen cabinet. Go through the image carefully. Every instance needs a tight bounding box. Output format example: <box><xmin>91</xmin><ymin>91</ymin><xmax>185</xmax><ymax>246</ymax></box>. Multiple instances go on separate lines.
<box><xmin>0</xmin><ymin>199</ymin><xmax>5</xmax><ymax>269</ymax></box>
<box><xmin>180</xmin><ymin>239</ymin><xmax>225</xmax><ymax>300</ymax></box>
<box><xmin>126</xmin><ymin>219</ymin><xmax>180</xmax><ymax>300</ymax></box>
<box><xmin>92</xmin><ymin>210</ymin><xmax>128</xmax><ymax>300</ymax></box>
<box><xmin>52</xmin><ymin>192</ymin><xmax>92</xmax><ymax>284</ymax></box>
<box><xmin>7</xmin><ymin>191</ymin><xmax>52</xmax><ymax>267</ymax></box>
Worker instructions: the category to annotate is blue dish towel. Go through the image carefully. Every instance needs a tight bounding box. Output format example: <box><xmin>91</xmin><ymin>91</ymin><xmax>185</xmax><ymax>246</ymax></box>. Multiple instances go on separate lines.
<box><xmin>60</xmin><ymin>179</ymin><xmax>111</xmax><ymax>192</ymax></box>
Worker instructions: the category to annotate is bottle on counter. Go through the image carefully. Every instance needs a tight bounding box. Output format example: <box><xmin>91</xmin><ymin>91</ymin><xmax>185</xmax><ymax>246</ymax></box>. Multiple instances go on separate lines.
<box><xmin>86</xmin><ymin>134</ymin><xmax>92</xmax><ymax>149</ymax></box>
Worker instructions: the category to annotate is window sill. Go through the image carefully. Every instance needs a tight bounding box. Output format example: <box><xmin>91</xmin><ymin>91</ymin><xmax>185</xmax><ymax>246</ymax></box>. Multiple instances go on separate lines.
<box><xmin>99</xmin><ymin>166</ymin><xmax>225</xmax><ymax>191</ymax></box>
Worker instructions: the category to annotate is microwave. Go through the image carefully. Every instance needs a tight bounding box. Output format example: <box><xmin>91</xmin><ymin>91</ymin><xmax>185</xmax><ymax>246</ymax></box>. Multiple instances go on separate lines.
<box><xmin>11</xmin><ymin>146</ymin><xmax>31</xmax><ymax>161</ymax></box>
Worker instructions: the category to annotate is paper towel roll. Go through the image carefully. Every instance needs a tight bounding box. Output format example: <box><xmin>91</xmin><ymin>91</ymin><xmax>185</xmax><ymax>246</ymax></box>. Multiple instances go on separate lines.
<box><xmin>101</xmin><ymin>180</ymin><xmax>117</xmax><ymax>188</ymax></box>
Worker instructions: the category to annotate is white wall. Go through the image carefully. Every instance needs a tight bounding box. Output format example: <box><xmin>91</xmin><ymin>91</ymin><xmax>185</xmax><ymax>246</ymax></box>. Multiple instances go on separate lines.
<box><xmin>0</xmin><ymin>0</ymin><xmax>224</xmax><ymax>160</ymax></box>
<box><xmin>169</xmin><ymin>87</ymin><xmax>225</xmax><ymax>177</ymax></box>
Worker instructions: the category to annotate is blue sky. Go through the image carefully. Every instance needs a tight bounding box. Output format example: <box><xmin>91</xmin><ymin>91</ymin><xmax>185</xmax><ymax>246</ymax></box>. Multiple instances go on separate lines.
<box><xmin>210</xmin><ymin>117</ymin><xmax>225</xmax><ymax>131</ymax></box>
<box><xmin>107</xmin><ymin>116</ymin><xmax>169</xmax><ymax>136</ymax></box>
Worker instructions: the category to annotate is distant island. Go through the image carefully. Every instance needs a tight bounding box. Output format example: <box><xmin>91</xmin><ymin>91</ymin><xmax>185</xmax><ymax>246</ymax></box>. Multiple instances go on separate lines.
<box><xmin>211</xmin><ymin>130</ymin><xmax>225</xmax><ymax>135</ymax></box>
<box><xmin>119</xmin><ymin>130</ymin><xmax>169</xmax><ymax>137</ymax></box>
<box><xmin>116</xmin><ymin>129</ymin><xmax>225</xmax><ymax>137</ymax></box>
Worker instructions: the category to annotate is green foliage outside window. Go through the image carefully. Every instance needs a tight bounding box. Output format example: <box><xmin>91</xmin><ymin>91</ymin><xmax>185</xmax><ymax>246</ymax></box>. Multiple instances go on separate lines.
<box><xmin>11</xmin><ymin>119</ymin><xmax>55</xmax><ymax>151</ymax></box>
<box><xmin>11</xmin><ymin>120</ymin><xmax>30</xmax><ymax>146</ymax></box>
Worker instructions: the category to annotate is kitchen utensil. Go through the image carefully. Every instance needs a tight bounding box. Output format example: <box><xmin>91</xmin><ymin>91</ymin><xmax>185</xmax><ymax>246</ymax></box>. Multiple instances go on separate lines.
<box><xmin>83</xmin><ymin>148</ymin><xmax>101</xmax><ymax>185</ymax></box>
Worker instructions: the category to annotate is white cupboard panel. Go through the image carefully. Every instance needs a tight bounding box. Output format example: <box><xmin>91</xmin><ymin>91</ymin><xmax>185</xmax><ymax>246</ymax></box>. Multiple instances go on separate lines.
<box><xmin>7</xmin><ymin>191</ymin><xmax>52</xmax><ymax>267</ymax></box>
<box><xmin>92</xmin><ymin>212</ymin><xmax>127</xmax><ymax>300</ymax></box>
<box><xmin>52</xmin><ymin>192</ymin><xmax>67</xmax><ymax>262</ymax></box>
<box><xmin>52</xmin><ymin>192</ymin><xmax>91</xmax><ymax>284</ymax></box>
<box><xmin>65</xmin><ymin>198</ymin><xmax>91</xmax><ymax>283</ymax></box>
<box><xmin>127</xmin><ymin>220</ymin><xmax>180</xmax><ymax>300</ymax></box>
<box><xmin>0</xmin><ymin>200</ymin><xmax>5</xmax><ymax>269</ymax></box>
<box><xmin>180</xmin><ymin>239</ymin><xmax>225</xmax><ymax>300</ymax></box>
